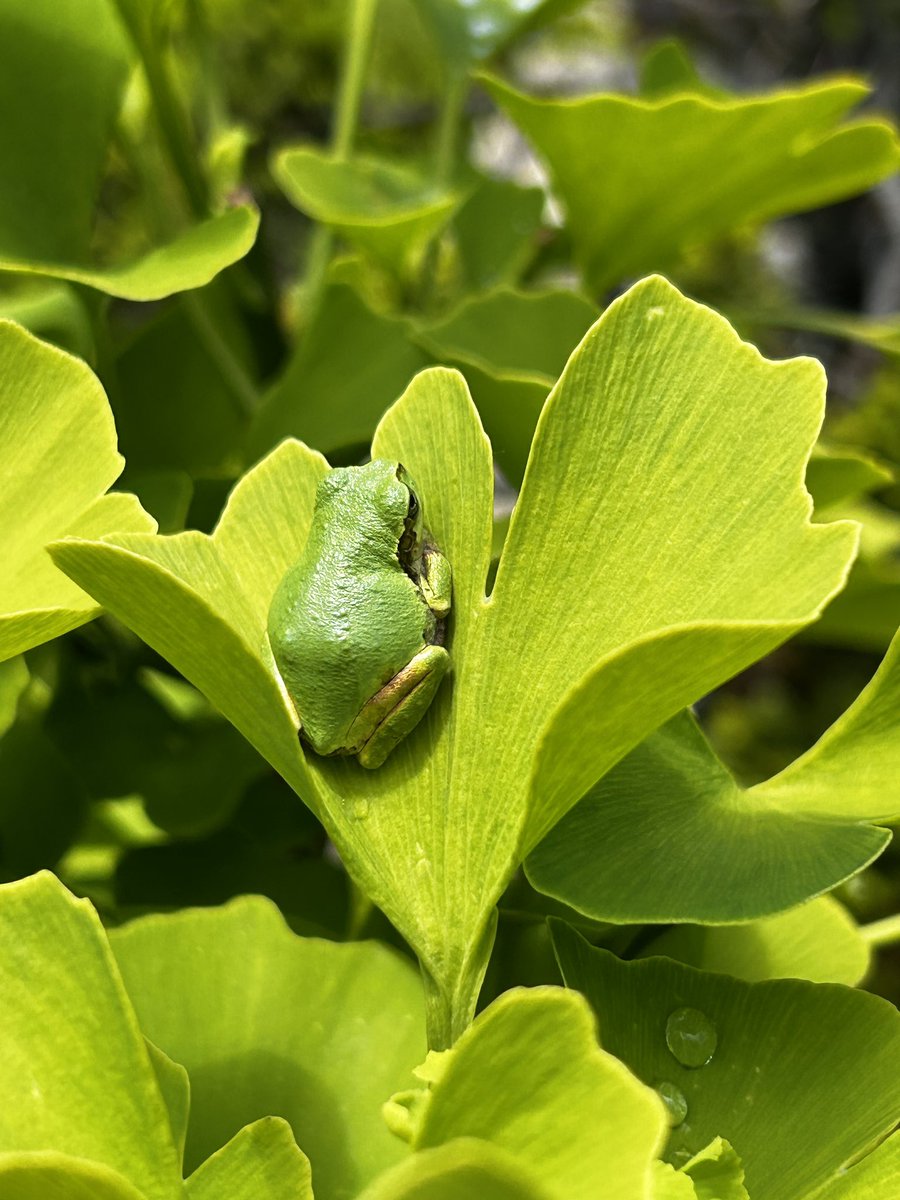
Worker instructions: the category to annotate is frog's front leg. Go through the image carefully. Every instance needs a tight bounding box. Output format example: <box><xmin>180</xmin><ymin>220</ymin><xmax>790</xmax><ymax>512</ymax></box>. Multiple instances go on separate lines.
<box><xmin>419</xmin><ymin>545</ymin><xmax>452</xmax><ymax>618</ymax></box>
<box><xmin>349</xmin><ymin>644</ymin><xmax>451</xmax><ymax>769</ymax></box>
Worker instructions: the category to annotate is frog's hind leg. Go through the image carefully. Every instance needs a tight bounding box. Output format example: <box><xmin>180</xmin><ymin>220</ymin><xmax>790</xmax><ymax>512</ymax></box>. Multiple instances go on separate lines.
<box><xmin>353</xmin><ymin>645</ymin><xmax>450</xmax><ymax>769</ymax></box>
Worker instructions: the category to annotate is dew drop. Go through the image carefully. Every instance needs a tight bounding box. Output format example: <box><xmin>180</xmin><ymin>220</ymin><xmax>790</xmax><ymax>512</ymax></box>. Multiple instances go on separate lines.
<box><xmin>655</xmin><ymin>1080</ymin><xmax>688</xmax><ymax>1127</ymax></box>
<box><xmin>665</xmin><ymin>1007</ymin><xmax>717</xmax><ymax>1068</ymax></box>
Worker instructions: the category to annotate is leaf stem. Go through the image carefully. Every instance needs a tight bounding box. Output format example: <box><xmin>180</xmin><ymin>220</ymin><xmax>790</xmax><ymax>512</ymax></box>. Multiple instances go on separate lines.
<box><xmin>433</xmin><ymin>68</ymin><xmax>469</xmax><ymax>187</ymax></box>
<box><xmin>115</xmin><ymin>3</ymin><xmax>209</xmax><ymax>219</ymax></box>
<box><xmin>416</xmin><ymin>69</ymin><xmax>468</xmax><ymax>311</ymax></box>
<box><xmin>334</xmin><ymin>0</ymin><xmax>379</xmax><ymax>161</ymax></box>
<box><xmin>421</xmin><ymin>911</ymin><xmax>497</xmax><ymax>1050</ymax></box>
<box><xmin>301</xmin><ymin>0</ymin><xmax>379</xmax><ymax>328</ymax></box>
<box><xmin>860</xmin><ymin>912</ymin><xmax>900</xmax><ymax>947</ymax></box>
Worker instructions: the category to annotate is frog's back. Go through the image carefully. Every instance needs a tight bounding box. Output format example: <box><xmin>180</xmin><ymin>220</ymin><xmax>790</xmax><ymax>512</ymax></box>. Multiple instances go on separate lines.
<box><xmin>267</xmin><ymin>462</ymin><xmax>433</xmax><ymax>755</ymax></box>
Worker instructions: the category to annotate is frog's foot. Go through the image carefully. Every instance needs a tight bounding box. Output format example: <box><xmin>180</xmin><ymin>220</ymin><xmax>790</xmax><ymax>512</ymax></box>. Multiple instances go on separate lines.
<box><xmin>420</xmin><ymin>544</ymin><xmax>452</xmax><ymax>619</ymax></box>
<box><xmin>350</xmin><ymin>644</ymin><xmax>450</xmax><ymax>769</ymax></box>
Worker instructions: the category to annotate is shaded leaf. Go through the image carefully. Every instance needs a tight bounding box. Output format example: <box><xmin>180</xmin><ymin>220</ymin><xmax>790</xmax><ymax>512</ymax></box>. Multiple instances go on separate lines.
<box><xmin>451</xmin><ymin>177</ymin><xmax>545</xmax><ymax>290</ymax></box>
<box><xmin>110</xmin><ymin>895</ymin><xmax>426</xmax><ymax>1198</ymax></box>
<box><xmin>640</xmin><ymin>40</ymin><xmax>718</xmax><ymax>99</ymax></box>
<box><xmin>810</xmin><ymin>556</ymin><xmax>900</xmax><ymax>651</ymax></box>
<box><xmin>415</xmin><ymin>286</ymin><xmax>597</xmax><ymax>483</ymax></box>
<box><xmin>47</xmin><ymin>671</ymin><xmax>265</xmax><ymax>837</ymax></box>
<box><xmin>0</xmin><ymin>657</ymin><xmax>28</xmax><ymax>738</ymax></box>
<box><xmin>0</xmin><ymin>281</ymin><xmax>94</xmax><ymax>360</ymax></box>
<box><xmin>552</xmin><ymin>922</ymin><xmax>900</xmax><ymax>1200</ymax></box>
<box><xmin>527</xmin><ymin>665</ymin><xmax>898</xmax><ymax>923</ymax></box>
<box><xmin>0</xmin><ymin>0</ymin><xmax>257</xmax><ymax>296</ymax></box>
<box><xmin>0</xmin><ymin>716</ymin><xmax>87</xmax><ymax>882</ymax></box>
<box><xmin>358</xmin><ymin>1139</ymin><xmax>549</xmax><ymax>1200</ymax></box>
<box><xmin>0</xmin><ymin>1154</ymin><xmax>149</xmax><ymax>1200</ymax></box>
<box><xmin>0</xmin><ymin>0</ymin><xmax>129</xmax><ymax>265</ymax></box>
<box><xmin>113</xmin><ymin>289</ymin><xmax>258</xmax><ymax>477</ymax></box>
<box><xmin>806</xmin><ymin>444</ymin><xmax>893</xmax><ymax>511</ymax></box>
<box><xmin>118</xmin><ymin>470</ymin><xmax>194</xmax><ymax>535</ymax></box>
<box><xmin>248</xmin><ymin>283</ymin><xmax>427</xmax><ymax>463</ymax></box>
<box><xmin>115</xmin><ymin>829</ymin><xmax>349</xmax><ymax>940</ymax></box>
<box><xmin>416</xmin><ymin>0</ymin><xmax>563</xmax><ymax>67</ymax></box>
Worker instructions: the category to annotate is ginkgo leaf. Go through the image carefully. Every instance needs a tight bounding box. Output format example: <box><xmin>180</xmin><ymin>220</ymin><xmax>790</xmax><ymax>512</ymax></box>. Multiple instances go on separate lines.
<box><xmin>110</xmin><ymin>895</ymin><xmax>425</xmax><ymax>1198</ymax></box>
<box><xmin>552</xmin><ymin>924</ymin><xmax>900</xmax><ymax>1200</ymax></box>
<box><xmin>526</xmin><ymin>626</ymin><xmax>900</xmax><ymax>924</ymax></box>
<box><xmin>52</xmin><ymin>277</ymin><xmax>857</xmax><ymax>1046</ymax></box>
<box><xmin>0</xmin><ymin>321</ymin><xmax>155</xmax><ymax>662</ymax></box>
<box><xmin>482</xmin><ymin>73</ymin><xmax>900</xmax><ymax>290</ymax></box>
<box><xmin>0</xmin><ymin>873</ymin><xmax>181</xmax><ymax>1200</ymax></box>
<box><xmin>274</xmin><ymin>149</ymin><xmax>459</xmax><ymax>276</ymax></box>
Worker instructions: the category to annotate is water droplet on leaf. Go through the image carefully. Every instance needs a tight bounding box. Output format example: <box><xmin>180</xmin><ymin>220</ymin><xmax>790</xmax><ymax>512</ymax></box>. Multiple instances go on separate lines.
<box><xmin>655</xmin><ymin>1080</ymin><xmax>688</xmax><ymax>1126</ymax></box>
<box><xmin>665</xmin><ymin>1007</ymin><xmax>717</xmax><ymax>1068</ymax></box>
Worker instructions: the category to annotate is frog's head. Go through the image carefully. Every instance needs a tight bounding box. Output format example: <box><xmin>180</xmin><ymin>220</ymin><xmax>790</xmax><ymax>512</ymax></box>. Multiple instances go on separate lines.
<box><xmin>319</xmin><ymin>460</ymin><xmax>426</xmax><ymax>563</ymax></box>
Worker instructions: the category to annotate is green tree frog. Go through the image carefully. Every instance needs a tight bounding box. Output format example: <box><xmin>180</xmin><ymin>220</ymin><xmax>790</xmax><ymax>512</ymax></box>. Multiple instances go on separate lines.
<box><xmin>267</xmin><ymin>459</ymin><xmax>452</xmax><ymax>769</ymax></box>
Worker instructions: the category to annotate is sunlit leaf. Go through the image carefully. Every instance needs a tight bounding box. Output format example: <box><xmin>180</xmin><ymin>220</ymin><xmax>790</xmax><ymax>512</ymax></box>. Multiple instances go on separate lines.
<box><xmin>0</xmin><ymin>321</ymin><xmax>155</xmax><ymax>662</ymax></box>
<box><xmin>402</xmin><ymin>987</ymin><xmax>666</xmax><ymax>1200</ymax></box>
<box><xmin>52</xmin><ymin>278</ymin><xmax>857</xmax><ymax>1044</ymax></box>
<box><xmin>482</xmin><ymin>74</ymin><xmax>900</xmax><ymax>290</ymax></box>
<box><xmin>274</xmin><ymin>150</ymin><xmax>460</xmax><ymax>277</ymax></box>
<box><xmin>0</xmin><ymin>872</ymin><xmax>181</xmax><ymax>1199</ymax></box>
<box><xmin>184</xmin><ymin>1118</ymin><xmax>313</xmax><ymax>1200</ymax></box>
<box><xmin>643</xmin><ymin>896</ymin><xmax>869</xmax><ymax>985</ymax></box>
<box><xmin>807</xmin><ymin>1130</ymin><xmax>900</xmax><ymax>1200</ymax></box>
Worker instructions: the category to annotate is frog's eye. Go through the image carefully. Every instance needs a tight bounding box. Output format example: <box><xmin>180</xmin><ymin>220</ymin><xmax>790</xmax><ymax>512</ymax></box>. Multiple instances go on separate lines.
<box><xmin>407</xmin><ymin>490</ymin><xmax>419</xmax><ymax>520</ymax></box>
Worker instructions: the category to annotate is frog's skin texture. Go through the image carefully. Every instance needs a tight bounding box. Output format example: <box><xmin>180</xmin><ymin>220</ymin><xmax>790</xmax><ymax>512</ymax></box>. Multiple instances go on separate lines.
<box><xmin>267</xmin><ymin>460</ymin><xmax>452</xmax><ymax>769</ymax></box>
